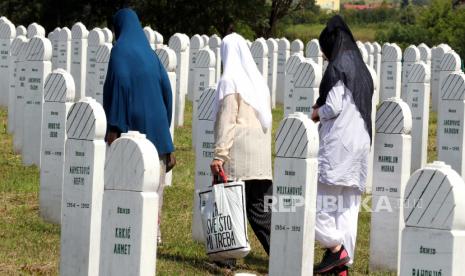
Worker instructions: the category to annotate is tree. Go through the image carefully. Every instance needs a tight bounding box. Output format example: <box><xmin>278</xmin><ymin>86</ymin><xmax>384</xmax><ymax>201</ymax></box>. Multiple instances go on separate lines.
<box><xmin>264</xmin><ymin>0</ymin><xmax>310</xmax><ymax>37</ymax></box>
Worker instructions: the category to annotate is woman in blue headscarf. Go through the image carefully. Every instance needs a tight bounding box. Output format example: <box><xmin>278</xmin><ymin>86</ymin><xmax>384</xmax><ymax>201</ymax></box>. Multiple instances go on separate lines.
<box><xmin>103</xmin><ymin>8</ymin><xmax>176</xmax><ymax>244</ymax></box>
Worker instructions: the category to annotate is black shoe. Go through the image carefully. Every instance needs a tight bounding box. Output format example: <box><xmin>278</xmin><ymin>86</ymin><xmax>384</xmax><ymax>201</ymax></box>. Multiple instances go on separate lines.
<box><xmin>314</xmin><ymin>245</ymin><xmax>350</xmax><ymax>274</ymax></box>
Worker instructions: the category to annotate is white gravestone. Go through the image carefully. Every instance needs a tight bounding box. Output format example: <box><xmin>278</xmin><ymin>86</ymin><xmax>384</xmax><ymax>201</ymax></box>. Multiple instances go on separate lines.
<box><xmin>192</xmin><ymin>87</ymin><xmax>216</xmax><ymax>242</ymax></box>
<box><xmin>359</xmin><ymin>44</ymin><xmax>368</xmax><ymax>64</ymax></box>
<box><xmin>102</xmin><ymin>27</ymin><xmax>113</xmax><ymax>44</ymax></box>
<box><xmin>0</xmin><ymin>19</ymin><xmax>15</xmax><ymax>107</ymax></box>
<box><xmin>380</xmin><ymin>43</ymin><xmax>402</xmax><ymax>102</ymax></box>
<box><xmin>284</xmin><ymin>54</ymin><xmax>305</xmax><ymax>117</ymax></box>
<box><xmin>267</xmin><ymin>38</ymin><xmax>278</xmax><ymax>108</ymax></box>
<box><xmin>60</xmin><ymin>97</ymin><xmax>106</xmax><ymax>276</ymax></box>
<box><xmin>276</xmin><ymin>38</ymin><xmax>290</xmax><ymax>104</ymax></box>
<box><xmin>437</xmin><ymin>72</ymin><xmax>465</xmax><ymax>178</ymax></box>
<box><xmin>99</xmin><ymin>131</ymin><xmax>159</xmax><ymax>276</ymax></box>
<box><xmin>22</xmin><ymin>36</ymin><xmax>52</xmax><ymax>167</ymax></box>
<box><xmin>399</xmin><ymin>161</ymin><xmax>465</xmax><ymax>276</ymax></box>
<box><xmin>7</xmin><ymin>35</ymin><xmax>26</xmax><ymax>134</ymax></box>
<box><xmin>269</xmin><ymin>112</ymin><xmax>319</xmax><ymax>276</ymax></box>
<box><xmin>418</xmin><ymin>43</ymin><xmax>431</xmax><ymax>71</ymax></box>
<box><xmin>370</xmin><ymin>97</ymin><xmax>412</xmax><ymax>272</ymax></box>
<box><xmin>364</xmin><ymin>42</ymin><xmax>375</xmax><ymax>69</ymax></box>
<box><xmin>192</xmin><ymin>48</ymin><xmax>215</xmax><ymax>148</ymax></box>
<box><xmin>290</xmin><ymin>39</ymin><xmax>304</xmax><ymax>56</ymax></box>
<box><xmin>40</xmin><ymin>69</ymin><xmax>75</xmax><ymax>224</ymax></box>
<box><xmin>406</xmin><ymin>62</ymin><xmax>430</xmax><ymax>173</ymax></box>
<box><xmin>94</xmin><ymin>43</ymin><xmax>112</xmax><ymax>105</ymax></box>
<box><xmin>154</xmin><ymin>31</ymin><xmax>163</xmax><ymax>50</ymax></box>
<box><xmin>305</xmin><ymin>39</ymin><xmax>325</xmax><ymax>74</ymax></box>
<box><xmin>289</xmin><ymin>59</ymin><xmax>321</xmax><ymax>118</ymax></box>
<box><xmin>438</xmin><ymin>50</ymin><xmax>461</xmax><ymax>114</ymax></box>
<box><xmin>373</xmin><ymin>42</ymin><xmax>382</xmax><ymax>104</ymax></box>
<box><xmin>70</xmin><ymin>22</ymin><xmax>89</xmax><ymax>100</ymax></box>
<box><xmin>13</xmin><ymin>36</ymin><xmax>29</xmax><ymax>153</ymax></box>
<box><xmin>27</xmin><ymin>22</ymin><xmax>45</xmax><ymax>38</ymax></box>
<box><xmin>188</xmin><ymin>35</ymin><xmax>204</xmax><ymax>101</ymax></box>
<box><xmin>401</xmin><ymin>45</ymin><xmax>420</xmax><ymax>101</ymax></box>
<box><xmin>431</xmin><ymin>44</ymin><xmax>452</xmax><ymax>112</ymax></box>
<box><xmin>156</xmin><ymin>46</ymin><xmax>177</xmax><ymax>187</ymax></box>
<box><xmin>208</xmin><ymin>34</ymin><xmax>221</xmax><ymax>83</ymax></box>
<box><xmin>168</xmin><ymin>33</ymin><xmax>190</xmax><ymax>127</ymax></box>
<box><xmin>201</xmin><ymin>34</ymin><xmax>209</xmax><ymax>48</ymax></box>
<box><xmin>16</xmin><ymin>25</ymin><xmax>27</xmax><ymax>37</ymax></box>
<box><xmin>143</xmin><ymin>26</ymin><xmax>156</xmax><ymax>50</ymax></box>
<box><xmin>251</xmin><ymin>39</ymin><xmax>269</xmax><ymax>82</ymax></box>
<box><xmin>57</xmin><ymin>27</ymin><xmax>71</xmax><ymax>72</ymax></box>
<box><xmin>85</xmin><ymin>28</ymin><xmax>105</xmax><ymax>101</ymax></box>
<box><xmin>49</xmin><ymin>27</ymin><xmax>61</xmax><ymax>70</ymax></box>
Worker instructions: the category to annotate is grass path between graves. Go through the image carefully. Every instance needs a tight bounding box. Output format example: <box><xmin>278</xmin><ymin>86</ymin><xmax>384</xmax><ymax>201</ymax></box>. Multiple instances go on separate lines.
<box><xmin>0</xmin><ymin>105</ymin><xmax>437</xmax><ymax>275</ymax></box>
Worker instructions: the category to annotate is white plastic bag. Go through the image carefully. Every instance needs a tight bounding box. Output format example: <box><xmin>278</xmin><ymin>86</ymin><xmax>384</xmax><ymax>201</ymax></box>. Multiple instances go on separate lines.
<box><xmin>199</xmin><ymin>181</ymin><xmax>250</xmax><ymax>260</ymax></box>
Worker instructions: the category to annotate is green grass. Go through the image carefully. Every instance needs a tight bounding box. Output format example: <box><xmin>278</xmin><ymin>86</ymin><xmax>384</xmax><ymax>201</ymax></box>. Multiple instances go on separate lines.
<box><xmin>0</xmin><ymin>102</ymin><xmax>438</xmax><ymax>275</ymax></box>
<box><xmin>281</xmin><ymin>23</ymin><xmax>379</xmax><ymax>43</ymax></box>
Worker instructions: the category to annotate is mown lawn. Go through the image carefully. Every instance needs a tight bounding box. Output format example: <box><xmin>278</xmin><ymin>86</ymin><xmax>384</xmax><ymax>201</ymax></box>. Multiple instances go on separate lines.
<box><xmin>0</xmin><ymin>101</ymin><xmax>436</xmax><ymax>275</ymax></box>
<box><xmin>281</xmin><ymin>23</ymin><xmax>380</xmax><ymax>43</ymax></box>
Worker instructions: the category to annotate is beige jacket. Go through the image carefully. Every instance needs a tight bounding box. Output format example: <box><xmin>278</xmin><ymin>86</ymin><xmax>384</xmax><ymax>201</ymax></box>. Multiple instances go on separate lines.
<box><xmin>214</xmin><ymin>93</ymin><xmax>272</xmax><ymax>181</ymax></box>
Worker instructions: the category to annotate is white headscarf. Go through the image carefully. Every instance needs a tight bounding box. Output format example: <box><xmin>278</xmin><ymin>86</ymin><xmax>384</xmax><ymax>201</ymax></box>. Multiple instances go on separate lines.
<box><xmin>213</xmin><ymin>33</ymin><xmax>272</xmax><ymax>130</ymax></box>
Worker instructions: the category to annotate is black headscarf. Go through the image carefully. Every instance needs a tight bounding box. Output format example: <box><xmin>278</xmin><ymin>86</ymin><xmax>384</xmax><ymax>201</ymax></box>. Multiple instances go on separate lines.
<box><xmin>317</xmin><ymin>15</ymin><xmax>373</xmax><ymax>142</ymax></box>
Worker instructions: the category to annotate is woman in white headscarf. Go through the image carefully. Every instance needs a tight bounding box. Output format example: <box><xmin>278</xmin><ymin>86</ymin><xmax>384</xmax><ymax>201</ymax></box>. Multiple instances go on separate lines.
<box><xmin>210</xmin><ymin>32</ymin><xmax>273</xmax><ymax>255</ymax></box>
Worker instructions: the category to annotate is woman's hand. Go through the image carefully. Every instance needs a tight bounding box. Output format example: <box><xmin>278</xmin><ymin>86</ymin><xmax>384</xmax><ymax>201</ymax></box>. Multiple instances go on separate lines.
<box><xmin>210</xmin><ymin>159</ymin><xmax>224</xmax><ymax>175</ymax></box>
<box><xmin>166</xmin><ymin>153</ymin><xmax>176</xmax><ymax>172</ymax></box>
<box><xmin>311</xmin><ymin>107</ymin><xmax>320</xmax><ymax>122</ymax></box>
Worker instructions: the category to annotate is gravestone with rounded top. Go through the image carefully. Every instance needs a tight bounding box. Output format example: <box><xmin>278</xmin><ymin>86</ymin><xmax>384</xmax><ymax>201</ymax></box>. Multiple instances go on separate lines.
<box><xmin>431</xmin><ymin>44</ymin><xmax>452</xmax><ymax>111</ymax></box>
<box><xmin>267</xmin><ymin>38</ymin><xmax>278</xmax><ymax>108</ymax></box>
<box><xmin>154</xmin><ymin>31</ymin><xmax>163</xmax><ymax>49</ymax></box>
<box><xmin>102</xmin><ymin>27</ymin><xmax>113</xmax><ymax>44</ymax></box>
<box><xmin>7</xmin><ymin>35</ymin><xmax>26</xmax><ymax>134</ymax></box>
<box><xmin>251</xmin><ymin>38</ymin><xmax>269</xmax><ymax>82</ymax></box>
<box><xmin>71</xmin><ymin>22</ymin><xmax>89</xmax><ymax>100</ymax></box>
<box><xmin>94</xmin><ymin>43</ymin><xmax>112</xmax><ymax>105</ymax></box>
<box><xmin>169</xmin><ymin>33</ymin><xmax>190</xmax><ymax>127</ymax></box>
<box><xmin>277</xmin><ymin>38</ymin><xmax>290</xmax><ymax>104</ymax></box>
<box><xmin>269</xmin><ymin>112</ymin><xmax>319</xmax><ymax>276</ymax></box>
<box><xmin>40</xmin><ymin>69</ymin><xmax>75</xmax><ymax>224</ymax></box>
<box><xmin>13</xmin><ymin>36</ymin><xmax>29</xmax><ymax>153</ymax></box>
<box><xmin>364</xmin><ymin>42</ymin><xmax>375</xmax><ymax>69</ymax></box>
<box><xmin>188</xmin><ymin>35</ymin><xmax>204</xmax><ymax>101</ymax></box>
<box><xmin>380</xmin><ymin>43</ymin><xmax>402</xmax><ymax>102</ymax></box>
<box><xmin>49</xmin><ymin>27</ymin><xmax>61</xmax><ymax>70</ymax></box>
<box><xmin>290</xmin><ymin>39</ymin><xmax>304</xmax><ymax>56</ymax></box>
<box><xmin>192</xmin><ymin>87</ymin><xmax>216</xmax><ymax>242</ymax></box>
<box><xmin>438</xmin><ymin>51</ymin><xmax>461</xmax><ymax>113</ymax></box>
<box><xmin>201</xmin><ymin>34</ymin><xmax>209</xmax><ymax>48</ymax></box>
<box><xmin>399</xmin><ymin>161</ymin><xmax>465</xmax><ymax>276</ymax></box>
<box><xmin>85</xmin><ymin>28</ymin><xmax>105</xmax><ymax>101</ymax></box>
<box><xmin>27</xmin><ymin>22</ymin><xmax>45</xmax><ymax>38</ymax></box>
<box><xmin>406</xmin><ymin>62</ymin><xmax>430</xmax><ymax>173</ymax></box>
<box><xmin>209</xmin><ymin>34</ymin><xmax>221</xmax><ymax>82</ymax></box>
<box><xmin>370</xmin><ymin>97</ymin><xmax>412</xmax><ymax>271</ymax></box>
<box><xmin>16</xmin><ymin>25</ymin><xmax>26</xmax><ymax>37</ymax></box>
<box><xmin>143</xmin><ymin>26</ymin><xmax>156</xmax><ymax>50</ymax></box>
<box><xmin>60</xmin><ymin>97</ymin><xmax>106</xmax><ymax>276</ymax></box>
<box><xmin>22</xmin><ymin>36</ymin><xmax>53</xmax><ymax>167</ymax></box>
<box><xmin>437</xmin><ymin>71</ymin><xmax>465</xmax><ymax>178</ymax></box>
<box><xmin>284</xmin><ymin>54</ymin><xmax>305</xmax><ymax>117</ymax></box>
<box><xmin>401</xmin><ymin>45</ymin><xmax>420</xmax><ymax>101</ymax></box>
<box><xmin>0</xmin><ymin>19</ymin><xmax>15</xmax><ymax>107</ymax></box>
<box><xmin>57</xmin><ymin>27</ymin><xmax>71</xmax><ymax>72</ymax></box>
<box><xmin>289</xmin><ymin>59</ymin><xmax>321</xmax><ymax>117</ymax></box>
<box><xmin>305</xmin><ymin>39</ymin><xmax>325</xmax><ymax>74</ymax></box>
<box><xmin>418</xmin><ymin>43</ymin><xmax>431</xmax><ymax>70</ymax></box>
<box><xmin>99</xmin><ymin>131</ymin><xmax>159</xmax><ymax>275</ymax></box>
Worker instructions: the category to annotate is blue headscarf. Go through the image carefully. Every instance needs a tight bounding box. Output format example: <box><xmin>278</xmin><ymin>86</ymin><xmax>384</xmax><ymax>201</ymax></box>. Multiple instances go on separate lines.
<box><xmin>103</xmin><ymin>8</ymin><xmax>174</xmax><ymax>155</ymax></box>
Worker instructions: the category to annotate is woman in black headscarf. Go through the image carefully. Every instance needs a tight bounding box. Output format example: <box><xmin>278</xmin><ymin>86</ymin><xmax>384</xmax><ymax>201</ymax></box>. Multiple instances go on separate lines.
<box><xmin>311</xmin><ymin>15</ymin><xmax>373</xmax><ymax>274</ymax></box>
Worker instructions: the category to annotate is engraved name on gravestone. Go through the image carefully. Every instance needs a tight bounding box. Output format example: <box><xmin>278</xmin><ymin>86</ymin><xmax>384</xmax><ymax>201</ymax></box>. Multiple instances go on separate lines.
<box><xmin>370</xmin><ymin>98</ymin><xmax>412</xmax><ymax>272</ymax></box>
<box><xmin>70</xmin><ymin>22</ymin><xmax>89</xmax><ymax>100</ymax></box>
<box><xmin>267</xmin><ymin>38</ymin><xmax>278</xmax><ymax>108</ymax></box>
<box><xmin>290</xmin><ymin>59</ymin><xmax>321</xmax><ymax>117</ymax></box>
<box><xmin>399</xmin><ymin>161</ymin><xmax>465</xmax><ymax>276</ymax></box>
<box><xmin>13</xmin><ymin>36</ymin><xmax>29</xmax><ymax>153</ymax></box>
<box><xmin>94</xmin><ymin>43</ymin><xmax>111</xmax><ymax>105</ymax></box>
<box><xmin>22</xmin><ymin>36</ymin><xmax>53</xmax><ymax>167</ymax></box>
<box><xmin>401</xmin><ymin>45</ymin><xmax>420</xmax><ymax>101</ymax></box>
<box><xmin>284</xmin><ymin>54</ymin><xmax>305</xmax><ymax>117</ymax></box>
<box><xmin>7</xmin><ymin>35</ymin><xmax>26</xmax><ymax>134</ymax></box>
<box><xmin>169</xmin><ymin>33</ymin><xmax>190</xmax><ymax>127</ymax></box>
<box><xmin>269</xmin><ymin>113</ymin><xmax>319</xmax><ymax>276</ymax></box>
<box><xmin>99</xmin><ymin>131</ymin><xmax>159</xmax><ymax>276</ymax></box>
<box><xmin>188</xmin><ymin>35</ymin><xmax>204</xmax><ymax>101</ymax></box>
<box><xmin>251</xmin><ymin>38</ymin><xmax>269</xmax><ymax>81</ymax></box>
<box><xmin>40</xmin><ymin>69</ymin><xmax>75</xmax><ymax>224</ymax></box>
<box><xmin>276</xmin><ymin>38</ymin><xmax>290</xmax><ymax>104</ymax></box>
<box><xmin>0</xmin><ymin>19</ymin><xmax>15</xmax><ymax>107</ymax></box>
<box><xmin>60</xmin><ymin>97</ymin><xmax>106</xmax><ymax>276</ymax></box>
<box><xmin>431</xmin><ymin>44</ymin><xmax>452</xmax><ymax>112</ymax></box>
<box><xmin>406</xmin><ymin>62</ymin><xmax>430</xmax><ymax>173</ymax></box>
<box><xmin>85</xmin><ymin>28</ymin><xmax>105</xmax><ymax>101</ymax></box>
<box><xmin>380</xmin><ymin>43</ymin><xmax>402</xmax><ymax>102</ymax></box>
<box><xmin>437</xmin><ymin>72</ymin><xmax>465</xmax><ymax>178</ymax></box>
<box><xmin>192</xmin><ymin>87</ymin><xmax>216</xmax><ymax>242</ymax></box>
